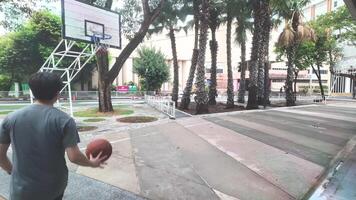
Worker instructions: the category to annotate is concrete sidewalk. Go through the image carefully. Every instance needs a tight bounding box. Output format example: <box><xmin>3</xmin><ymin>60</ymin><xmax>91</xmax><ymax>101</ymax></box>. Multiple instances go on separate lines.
<box><xmin>1</xmin><ymin>102</ymin><xmax>356</xmax><ymax>199</ymax></box>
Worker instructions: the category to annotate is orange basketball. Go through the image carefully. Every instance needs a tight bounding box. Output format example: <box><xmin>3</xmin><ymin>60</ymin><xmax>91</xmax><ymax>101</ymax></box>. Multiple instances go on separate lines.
<box><xmin>85</xmin><ymin>139</ymin><xmax>112</xmax><ymax>162</ymax></box>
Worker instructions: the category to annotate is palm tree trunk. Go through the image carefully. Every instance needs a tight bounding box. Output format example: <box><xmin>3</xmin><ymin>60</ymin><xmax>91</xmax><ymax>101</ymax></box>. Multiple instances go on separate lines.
<box><xmin>262</xmin><ymin>1</ymin><xmax>271</xmax><ymax>107</ymax></box>
<box><xmin>208</xmin><ymin>11</ymin><xmax>218</xmax><ymax>105</ymax></box>
<box><xmin>195</xmin><ymin>0</ymin><xmax>210</xmax><ymax>114</ymax></box>
<box><xmin>247</xmin><ymin>0</ymin><xmax>262</xmax><ymax>109</ymax></box>
<box><xmin>238</xmin><ymin>38</ymin><xmax>247</xmax><ymax>103</ymax></box>
<box><xmin>286</xmin><ymin>46</ymin><xmax>296</xmax><ymax>106</ymax></box>
<box><xmin>257</xmin><ymin>0</ymin><xmax>270</xmax><ymax>105</ymax></box>
<box><xmin>226</xmin><ymin>14</ymin><xmax>234</xmax><ymax>108</ymax></box>
<box><xmin>180</xmin><ymin>0</ymin><xmax>200</xmax><ymax>110</ymax></box>
<box><xmin>294</xmin><ymin>70</ymin><xmax>299</xmax><ymax>100</ymax></box>
<box><xmin>169</xmin><ymin>27</ymin><xmax>179</xmax><ymax>106</ymax></box>
<box><xmin>285</xmin><ymin>12</ymin><xmax>300</xmax><ymax>106</ymax></box>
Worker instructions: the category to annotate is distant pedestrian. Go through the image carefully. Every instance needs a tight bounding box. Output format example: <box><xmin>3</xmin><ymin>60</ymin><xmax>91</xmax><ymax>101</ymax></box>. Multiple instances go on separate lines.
<box><xmin>353</xmin><ymin>85</ymin><xmax>356</xmax><ymax>99</ymax></box>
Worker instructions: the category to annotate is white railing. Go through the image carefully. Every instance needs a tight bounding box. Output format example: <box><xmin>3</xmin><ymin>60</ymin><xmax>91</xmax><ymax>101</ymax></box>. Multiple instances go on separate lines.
<box><xmin>145</xmin><ymin>95</ymin><xmax>175</xmax><ymax>119</ymax></box>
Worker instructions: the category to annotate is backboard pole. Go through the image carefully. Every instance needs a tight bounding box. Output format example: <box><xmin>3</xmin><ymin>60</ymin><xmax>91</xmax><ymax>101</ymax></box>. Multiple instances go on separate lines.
<box><xmin>66</xmin><ymin>69</ymin><xmax>74</xmax><ymax>117</ymax></box>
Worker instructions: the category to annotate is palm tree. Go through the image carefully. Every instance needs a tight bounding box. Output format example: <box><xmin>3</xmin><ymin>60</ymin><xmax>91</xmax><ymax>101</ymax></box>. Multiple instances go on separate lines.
<box><xmin>258</xmin><ymin>0</ymin><xmax>272</xmax><ymax>106</ymax></box>
<box><xmin>225</xmin><ymin>0</ymin><xmax>237</xmax><ymax>108</ymax></box>
<box><xmin>208</xmin><ymin>4</ymin><xmax>221</xmax><ymax>105</ymax></box>
<box><xmin>180</xmin><ymin>0</ymin><xmax>200</xmax><ymax>110</ymax></box>
<box><xmin>236</xmin><ymin>0</ymin><xmax>253</xmax><ymax>104</ymax></box>
<box><xmin>275</xmin><ymin>0</ymin><xmax>312</xmax><ymax>106</ymax></box>
<box><xmin>247</xmin><ymin>0</ymin><xmax>263</xmax><ymax>109</ymax></box>
<box><xmin>150</xmin><ymin>0</ymin><xmax>187</xmax><ymax>106</ymax></box>
<box><xmin>195</xmin><ymin>0</ymin><xmax>210</xmax><ymax>114</ymax></box>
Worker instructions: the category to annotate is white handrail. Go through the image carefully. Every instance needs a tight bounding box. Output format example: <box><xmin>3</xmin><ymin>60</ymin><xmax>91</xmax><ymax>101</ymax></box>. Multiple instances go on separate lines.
<box><xmin>145</xmin><ymin>95</ymin><xmax>175</xmax><ymax>119</ymax></box>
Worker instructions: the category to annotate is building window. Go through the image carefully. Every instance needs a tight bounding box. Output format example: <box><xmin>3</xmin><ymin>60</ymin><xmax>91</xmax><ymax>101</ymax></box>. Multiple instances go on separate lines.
<box><xmin>334</xmin><ymin>1</ymin><xmax>338</xmax><ymax>8</ymax></box>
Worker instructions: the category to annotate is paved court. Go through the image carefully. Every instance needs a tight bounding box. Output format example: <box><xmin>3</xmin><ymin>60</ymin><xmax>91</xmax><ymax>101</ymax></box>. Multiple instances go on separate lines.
<box><xmin>0</xmin><ymin>101</ymin><xmax>356</xmax><ymax>199</ymax></box>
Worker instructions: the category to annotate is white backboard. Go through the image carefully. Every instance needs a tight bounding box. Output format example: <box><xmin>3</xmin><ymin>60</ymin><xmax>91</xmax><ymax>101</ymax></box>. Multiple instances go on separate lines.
<box><xmin>61</xmin><ymin>0</ymin><xmax>121</xmax><ymax>49</ymax></box>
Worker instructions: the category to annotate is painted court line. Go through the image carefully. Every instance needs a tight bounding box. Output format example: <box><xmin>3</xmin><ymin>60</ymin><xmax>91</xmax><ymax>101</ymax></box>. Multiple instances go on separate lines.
<box><xmin>80</xmin><ymin>132</ymin><xmax>159</xmax><ymax>151</ymax></box>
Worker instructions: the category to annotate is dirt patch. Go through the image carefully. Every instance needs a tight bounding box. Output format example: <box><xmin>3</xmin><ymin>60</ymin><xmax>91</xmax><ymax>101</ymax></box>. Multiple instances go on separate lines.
<box><xmin>77</xmin><ymin>126</ymin><xmax>98</xmax><ymax>132</ymax></box>
<box><xmin>83</xmin><ymin>118</ymin><xmax>106</xmax><ymax>123</ymax></box>
<box><xmin>117</xmin><ymin>116</ymin><xmax>158</xmax><ymax>123</ymax></box>
<box><xmin>74</xmin><ymin>106</ymin><xmax>134</xmax><ymax>117</ymax></box>
<box><xmin>178</xmin><ymin>102</ymin><xmax>245</xmax><ymax>115</ymax></box>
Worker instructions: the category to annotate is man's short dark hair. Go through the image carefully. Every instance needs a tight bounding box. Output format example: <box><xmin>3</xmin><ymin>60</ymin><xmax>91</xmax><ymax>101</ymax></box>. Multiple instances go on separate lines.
<box><xmin>29</xmin><ymin>72</ymin><xmax>63</xmax><ymax>101</ymax></box>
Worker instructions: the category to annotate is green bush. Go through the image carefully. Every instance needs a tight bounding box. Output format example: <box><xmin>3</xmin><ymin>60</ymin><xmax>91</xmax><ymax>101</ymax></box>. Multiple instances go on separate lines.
<box><xmin>0</xmin><ymin>75</ymin><xmax>12</xmax><ymax>91</ymax></box>
<box><xmin>133</xmin><ymin>47</ymin><xmax>170</xmax><ymax>92</ymax></box>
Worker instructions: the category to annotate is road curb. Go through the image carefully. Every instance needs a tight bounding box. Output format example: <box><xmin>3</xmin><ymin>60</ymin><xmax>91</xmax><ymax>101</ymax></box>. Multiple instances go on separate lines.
<box><xmin>303</xmin><ymin>135</ymin><xmax>356</xmax><ymax>199</ymax></box>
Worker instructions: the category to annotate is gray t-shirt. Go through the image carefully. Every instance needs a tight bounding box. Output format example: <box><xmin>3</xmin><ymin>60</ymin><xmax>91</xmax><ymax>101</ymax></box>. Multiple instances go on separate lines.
<box><xmin>0</xmin><ymin>104</ymin><xmax>80</xmax><ymax>200</ymax></box>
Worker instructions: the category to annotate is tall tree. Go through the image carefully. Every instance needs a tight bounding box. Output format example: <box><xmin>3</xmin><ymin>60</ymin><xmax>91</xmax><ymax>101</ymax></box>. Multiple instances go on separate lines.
<box><xmin>225</xmin><ymin>0</ymin><xmax>235</xmax><ymax>108</ymax></box>
<box><xmin>180</xmin><ymin>0</ymin><xmax>200</xmax><ymax>109</ymax></box>
<box><xmin>0</xmin><ymin>10</ymin><xmax>61</xmax><ymax>86</ymax></box>
<box><xmin>260</xmin><ymin>0</ymin><xmax>272</xmax><ymax>107</ymax></box>
<box><xmin>150</xmin><ymin>0</ymin><xmax>187</xmax><ymax>106</ymax></box>
<box><xmin>208</xmin><ymin>2</ymin><xmax>222</xmax><ymax>105</ymax></box>
<box><xmin>274</xmin><ymin>0</ymin><xmax>311</xmax><ymax>106</ymax></box>
<box><xmin>0</xmin><ymin>0</ymin><xmax>54</xmax><ymax>31</ymax></box>
<box><xmin>236</xmin><ymin>0</ymin><xmax>253</xmax><ymax>104</ymax></box>
<box><xmin>247</xmin><ymin>0</ymin><xmax>263</xmax><ymax>109</ymax></box>
<box><xmin>195</xmin><ymin>0</ymin><xmax>210</xmax><ymax>114</ymax></box>
<box><xmin>88</xmin><ymin>0</ymin><xmax>165</xmax><ymax>112</ymax></box>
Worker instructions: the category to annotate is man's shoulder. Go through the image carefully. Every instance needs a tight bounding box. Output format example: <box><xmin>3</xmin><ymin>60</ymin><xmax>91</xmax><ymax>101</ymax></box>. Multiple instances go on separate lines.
<box><xmin>8</xmin><ymin>105</ymin><xmax>71</xmax><ymax>122</ymax></box>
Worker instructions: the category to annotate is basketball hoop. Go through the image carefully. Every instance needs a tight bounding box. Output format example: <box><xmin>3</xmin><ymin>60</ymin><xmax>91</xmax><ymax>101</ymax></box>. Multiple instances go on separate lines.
<box><xmin>91</xmin><ymin>32</ymin><xmax>112</xmax><ymax>55</ymax></box>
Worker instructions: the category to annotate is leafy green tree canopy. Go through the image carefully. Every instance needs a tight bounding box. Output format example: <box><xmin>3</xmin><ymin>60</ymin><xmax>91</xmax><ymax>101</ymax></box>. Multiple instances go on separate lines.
<box><xmin>0</xmin><ymin>10</ymin><xmax>61</xmax><ymax>84</ymax></box>
<box><xmin>133</xmin><ymin>47</ymin><xmax>169</xmax><ymax>91</ymax></box>
<box><xmin>0</xmin><ymin>0</ymin><xmax>55</xmax><ymax>31</ymax></box>
<box><xmin>313</xmin><ymin>6</ymin><xmax>356</xmax><ymax>45</ymax></box>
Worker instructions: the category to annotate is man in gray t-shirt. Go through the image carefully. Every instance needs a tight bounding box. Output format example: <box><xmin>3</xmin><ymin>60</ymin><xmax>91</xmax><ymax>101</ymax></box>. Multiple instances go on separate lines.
<box><xmin>0</xmin><ymin>72</ymin><xmax>107</xmax><ymax>200</ymax></box>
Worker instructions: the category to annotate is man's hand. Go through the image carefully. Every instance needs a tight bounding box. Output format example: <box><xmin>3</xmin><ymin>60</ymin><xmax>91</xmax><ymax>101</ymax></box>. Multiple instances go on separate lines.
<box><xmin>66</xmin><ymin>145</ymin><xmax>107</xmax><ymax>168</ymax></box>
<box><xmin>89</xmin><ymin>152</ymin><xmax>107</xmax><ymax>168</ymax></box>
<box><xmin>0</xmin><ymin>144</ymin><xmax>12</xmax><ymax>175</ymax></box>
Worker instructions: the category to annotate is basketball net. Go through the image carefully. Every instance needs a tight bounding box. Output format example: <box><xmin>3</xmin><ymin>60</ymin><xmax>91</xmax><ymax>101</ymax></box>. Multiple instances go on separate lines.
<box><xmin>91</xmin><ymin>32</ymin><xmax>112</xmax><ymax>55</ymax></box>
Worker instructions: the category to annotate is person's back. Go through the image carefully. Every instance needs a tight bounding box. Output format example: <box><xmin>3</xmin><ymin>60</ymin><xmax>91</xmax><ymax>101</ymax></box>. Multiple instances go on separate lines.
<box><xmin>5</xmin><ymin>104</ymin><xmax>77</xmax><ymax>199</ymax></box>
<box><xmin>0</xmin><ymin>72</ymin><xmax>106</xmax><ymax>200</ymax></box>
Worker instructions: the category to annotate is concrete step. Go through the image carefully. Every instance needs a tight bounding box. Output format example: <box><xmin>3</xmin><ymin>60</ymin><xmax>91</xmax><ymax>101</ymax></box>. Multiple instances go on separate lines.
<box><xmin>177</xmin><ymin>118</ymin><xmax>324</xmax><ymax>199</ymax></box>
<box><xmin>206</xmin><ymin>117</ymin><xmax>333</xmax><ymax>167</ymax></box>
<box><xmin>158</xmin><ymin>122</ymin><xmax>294</xmax><ymax>200</ymax></box>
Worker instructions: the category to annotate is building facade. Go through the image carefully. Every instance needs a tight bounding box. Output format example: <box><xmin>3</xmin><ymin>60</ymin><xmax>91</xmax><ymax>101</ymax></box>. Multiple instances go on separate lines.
<box><xmin>91</xmin><ymin>0</ymin><xmax>353</xmax><ymax>96</ymax></box>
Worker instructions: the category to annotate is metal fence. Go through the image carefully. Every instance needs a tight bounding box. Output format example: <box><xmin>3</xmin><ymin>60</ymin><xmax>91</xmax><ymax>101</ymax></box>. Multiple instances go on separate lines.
<box><xmin>0</xmin><ymin>90</ymin><xmax>324</xmax><ymax>104</ymax></box>
<box><xmin>145</xmin><ymin>94</ymin><xmax>176</xmax><ymax>119</ymax></box>
<box><xmin>0</xmin><ymin>91</ymin><xmax>149</xmax><ymax>101</ymax></box>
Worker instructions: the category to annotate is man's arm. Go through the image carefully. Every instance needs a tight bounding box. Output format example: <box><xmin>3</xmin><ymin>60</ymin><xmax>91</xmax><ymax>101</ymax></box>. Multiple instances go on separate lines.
<box><xmin>66</xmin><ymin>145</ymin><xmax>107</xmax><ymax>168</ymax></box>
<box><xmin>0</xmin><ymin>144</ymin><xmax>12</xmax><ymax>174</ymax></box>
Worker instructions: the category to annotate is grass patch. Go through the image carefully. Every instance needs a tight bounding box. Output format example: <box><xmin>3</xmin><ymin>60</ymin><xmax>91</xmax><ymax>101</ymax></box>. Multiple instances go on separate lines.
<box><xmin>117</xmin><ymin>116</ymin><xmax>158</xmax><ymax>123</ymax></box>
<box><xmin>74</xmin><ymin>106</ymin><xmax>133</xmax><ymax>117</ymax></box>
<box><xmin>77</xmin><ymin>126</ymin><xmax>98</xmax><ymax>132</ymax></box>
<box><xmin>0</xmin><ymin>105</ymin><xmax>26</xmax><ymax>110</ymax></box>
<box><xmin>83</xmin><ymin>118</ymin><xmax>106</xmax><ymax>123</ymax></box>
<box><xmin>0</xmin><ymin>110</ymin><xmax>12</xmax><ymax>115</ymax></box>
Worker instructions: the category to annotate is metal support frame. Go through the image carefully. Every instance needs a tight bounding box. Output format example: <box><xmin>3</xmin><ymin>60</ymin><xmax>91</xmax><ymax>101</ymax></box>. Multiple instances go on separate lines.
<box><xmin>30</xmin><ymin>39</ymin><xmax>99</xmax><ymax>116</ymax></box>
